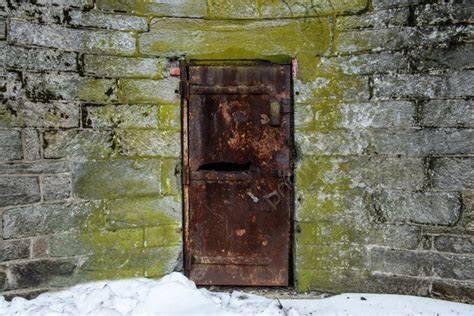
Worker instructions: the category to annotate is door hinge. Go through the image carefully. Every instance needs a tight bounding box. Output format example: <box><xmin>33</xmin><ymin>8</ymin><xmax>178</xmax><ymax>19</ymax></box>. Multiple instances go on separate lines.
<box><xmin>272</xmin><ymin>168</ymin><xmax>292</xmax><ymax>177</ymax></box>
<box><xmin>180</xmin><ymin>81</ymin><xmax>190</xmax><ymax>99</ymax></box>
<box><xmin>183</xmin><ymin>165</ymin><xmax>190</xmax><ymax>185</ymax></box>
<box><xmin>184</xmin><ymin>252</ymin><xmax>193</xmax><ymax>272</ymax></box>
<box><xmin>280</xmin><ymin>98</ymin><xmax>291</xmax><ymax>114</ymax></box>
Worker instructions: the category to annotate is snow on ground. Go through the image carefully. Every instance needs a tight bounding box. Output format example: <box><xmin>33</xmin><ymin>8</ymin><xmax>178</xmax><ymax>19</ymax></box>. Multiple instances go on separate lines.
<box><xmin>0</xmin><ymin>272</ymin><xmax>473</xmax><ymax>315</ymax></box>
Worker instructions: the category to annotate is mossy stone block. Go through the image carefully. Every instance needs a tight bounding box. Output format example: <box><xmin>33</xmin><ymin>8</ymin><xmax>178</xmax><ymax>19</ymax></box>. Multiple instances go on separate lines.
<box><xmin>73</xmin><ymin>159</ymin><xmax>162</xmax><ymax>199</ymax></box>
<box><xmin>140</xmin><ymin>18</ymin><xmax>331</xmax><ymax>63</ymax></box>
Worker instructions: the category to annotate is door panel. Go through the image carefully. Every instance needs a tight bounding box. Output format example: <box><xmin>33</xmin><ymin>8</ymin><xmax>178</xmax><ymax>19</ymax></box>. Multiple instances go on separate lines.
<box><xmin>182</xmin><ymin>63</ymin><xmax>292</xmax><ymax>286</ymax></box>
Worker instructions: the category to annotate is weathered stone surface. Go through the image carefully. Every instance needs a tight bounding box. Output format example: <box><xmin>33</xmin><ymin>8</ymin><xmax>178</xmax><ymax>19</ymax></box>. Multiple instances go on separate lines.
<box><xmin>2</xmin><ymin>202</ymin><xmax>88</xmax><ymax>239</ymax></box>
<box><xmin>371</xmin><ymin>248</ymin><xmax>429</xmax><ymax>277</ymax></box>
<box><xmin>83</xmin><ymin>104</ymin><xmax>158</xmax><ymax>129</ymax></box>
<box><xmin>410</xmin><ymin>44</ymin><xmax>474</xmax><ymax>71</ymax></box>
<box><xmin>369</xmin><ymin>191</ymin><xmax>461</xmax><ymax>226</ymax></box>
<box><xmin>0</xmin><ymin>16</ymin><xmax>5</xmax><ymax>39</ymax></box>
<box><xmin>209</xmin><ymin>0</ymin><xmax>258</xmax><ymax>19</ymax></box>
<box><xmin>336</xmin><ymin>7</ymin><xmax>409</xmax><ymax>29</ymax></box>
<box><xmin>140</xmin><ymin>18</ymin><xmax>331</xmax><ymax>59</ymax></box>
<box><xmin>35</xmin><ymin>0</ymin><xmax>93</xmax><ymax>7</ymax></box>
<box><xmin>25</xmin><ymin>73</ymin><xmax>116</xmax><ymax>103</ymax></box>
<box><xmin>0</xmin><ymin>161</ymin><xmax>69</xmax><ymax>174</ymax></box>
<box><xmin>354</xmin><ymin>157</ymin><xmax>426</xmax><ymax>190</ymax></box>
<box><xmin>294</xmin><ymin>104</ymin><xmax>314</xmax><ymax>131</ymax></box>
<box><xmin>297</xmin><ymin>156</ymin><xmax>426</xmax><ymax>191</ymax></box>
<box><xmin>260</xmin><ymin>0</ymin><xmax>368</xmax><ymax>18</ymax></box>
<box><xmin>432</xmin><ymin>281</ymin><xmax>474</xmax><ymax>303</ymax></box>
<box><xmin>23</xmin><ymin>128</ymin><xmax>41</xmax><ymax>161</ymax></box>
<box><xmin>105</xmin><ymin>196</ymin><xmax>181</xmax><ymax>229</ymax></box>
<box><xmin>84</xmin><ymin>55</ymin><xmax>166</xmax><ymax>79</ymax></box>
<box><xmin>431</xmin><ymin>158</ymin><xmax>474</xmax><ymax>190</ymax></box>
<box><xmin>158</xmin><ymin>104</ymin><xmax>180</xmax><ymax>131</ymax></box>
<box><xmin>118</xmin><ymin>78</ymin><xmax>179</xmax><ymax>104</ymax></box>
<box><xmin>298</xmin><ymin>218</ymin><xmax>421</xmax><ymax>250</ymax></box>
<box><xmin>0</xmin><ymin>72</ymin><xmax>22</xmax><ymax>100</ymax></box>
<box><xmin>368</xmin><ymin>224</ymin><xmax>421</xmax><ymax>250</ymax></box>
<box><xmin>371</xmin><ymin>248</ymin><xmax>474</xmax><ymax>279</ymax></box>
<box><xmin>3</xmin><ymin>259</ymin><xmax>77</xmax><ymax>290</ymax></box>
<box><xmin>296</xmin><ymin>268</ymin><xmax>430</xmax><ymax>295</ymax></box>
<box><xmin>0</xmin><ymin>43</ymin><xmax>77</xmax><ymax>72</ymax></box>
<box><xmin>77</xmin><ymin>244</ymin><xmax>181</xmax><ymax>279</ymax></box>
<box><xmin>365</xmin><ymin>274</ymin><xmax>430</xmax><ymax>296</ymax></box>
<box><xmin>160</xmin><ymin>158</ymin><xmax>180</xmax><ymax>196</ymax></box>
<box><xmin>372</xmin><ymin>0</ymin><xmax>428</xmax><ymax>10</ymax></box>
<box><xmin>0</xmin><ymin>176</ymin><xmax>40</xmax><ymax>207</ymax></box>
<box><xmin>68</xmin><ymin>9</ymin><xmax>148</xmax><ymax>31</ymax></box>
<box><xmin>421</xmin><ymin>100</ymin><xmax>473</xmax><ymax>128</ymax></box>
<box><xmin>463</xmin><ymin>192</ymin><xmax>474</xmax><ymax>232</ymax></box>
<box><xmin>43</xmin><ymin>129</ymin><xmax>113</xmax><ymax>159</ymax></box>
<box><xmin>142</xmin><ymin>246</ymin><xmax>182</xmax><ymax>278</ymax></box>
<box><xmin>42</xmin><ymin>174</ymin><xmax>71</xmax><ymax>201</ymax></box>
<box><xmin>295</xmin><ymin>188</ymin><xmax>367</xmax><ymax>221</ymax></box>
<box><xmin>115</xmin><ymin>130</ymin><xmax>181</xmax><ymax>158</ymax></box>
<box><xmin>434</xmin><ymin>236</ymin><xmax>474</xmax><ymax>254</ymax></box>
<box><xmin>32</xmin><ymin>237</ymin><xmax>48</xmax><ymax>258</ymax></box>
<box><xmin>0</xmin><ymin>271</ymin><xmax>6</xmax><ymax>291</ymax></box>
<box><xmin>296</xmin><ymin>130</ymin><xmax>369</xmax><ymax>155</ymax></box>
<box><xmin>144</xmin><ymin>225</ymin><xmax>182</xmax><ymax>248</ymax></box>
<box><xmin>432</xmin><ymin>253</ymin><xmax>474</xmax><ymax>280</ymax></box>
<box><xmin>415</xmin><ymin>4</ymin><xmax>474</xmax><ymax>26</ymax></box>
<box><xmin>72</xmin><ymin>159</ymin><xmax>162</xmax><ymax>198</ymax></box>
<box><xmin>49</xmin><ymin>233</ymin><xmax>89</xmax><ymax>257</ymax></box>
<box><xmin>296</xmin><ymin>243</ymin><xmax>367</xmax><ymax>270</ymax></box>
<box><xmin>0</xmin><ymin>130</ymin><xmax>22</xmax><ymax>160</ymax></box>
<box><xmin>294</xmin><ymin>76</ymin><xmax>369</xmax><ymax>102</ymax></box>
<box><xmin>96</xmin><ymin>0</ymin><xmax>207</xmax><ymax>17</ymax></box>
<box><xmin>7</xmin><ymin>2</ymin><xmax>65</xmax><ymax>23</ymax></box>
<box><xmin>374</xmin><ymin>71</ymin><xmax>474</xmax><ymax>99</ymax></box>
<box><xmin>369</xmin><ymin>129</ymin><xmax>473</xmax><ymax>156</ymax></box>
<box><xmin>0</xmin><ymin>239</ymin><xmax>30</xmax><ymax>262</ymax></box>
<box><xmin>0</xmin><ymin>100</ymin><xmax>80</xmax><ymax>128</ymax></box>
<box><xmin>337</xmin><ymin>101</ymin><xmax>415</xmax><ymax>128</ymax></box>
<box><xmin>9</xmin><ymin>18</ymin><xmax>136</xmax><ymax>55</ymax></box>
<box><xmin>337</xmin><ymin>26</ymin><xmax>471</xmax><ymax>53</ymax></box>
<box><xmin>319</xmin><ymin>52</ymin><xmax>410</xmax><ymax>75</ymax></box>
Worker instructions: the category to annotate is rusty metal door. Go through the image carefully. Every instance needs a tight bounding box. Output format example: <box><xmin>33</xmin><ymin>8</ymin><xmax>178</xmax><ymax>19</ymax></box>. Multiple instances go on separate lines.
<box><xmin>181</xmin><ymin>62</ymin><xmax>292</xmax><ymax>286</ymax></box>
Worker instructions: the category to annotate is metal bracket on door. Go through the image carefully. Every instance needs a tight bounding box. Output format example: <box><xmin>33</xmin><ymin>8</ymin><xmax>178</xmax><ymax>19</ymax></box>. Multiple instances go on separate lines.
<box><xmin>270</xmin><ymin>102</ymin><xmax>280</xmax><ymax>126</ymax></box>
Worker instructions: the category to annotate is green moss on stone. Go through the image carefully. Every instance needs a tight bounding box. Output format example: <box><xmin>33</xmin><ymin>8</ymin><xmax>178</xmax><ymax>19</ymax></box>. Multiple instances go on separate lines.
<box><xmin>73</xmin><ymin>160</ymin><xmax>162</xmax><ymax>199</ymax></box>
<box><xmin>76</xmin><ymin>195</ymin><xmax>182</xmax><ymax>280</ymax></box>
<box><xmin>158</xmin><ymin>104</ymin><xmax>180</xmax><ymax>131</ymax></box>
<box><xmin>140</xmin><ymin>18</ymin><xmax>331</xmax><ymax>73</ymax></box>
<box><xmin>160</xmin><ymin>158</ymin><xmax>181</xmax><ymax>196</ymax></box>
<box><xmin>260</xmin><ymin>0</ymin><xmax>369</xmax><ymax>18</ymax></box>
<box><xmin>77</xmin><ymin>78</ymin><xmax>116</xmax><ymax>103</ymax></box>
<box><xmin>96</xmin><ymin>0</ymin><xmax>207</xmax><ymax>17</ymax></box>
<box><xmin>144</xmin><ymin>225</ymin><xmax>182</xmax><ymax>248</ymax></box>
<box><xmin>118</xmin><ymin>78</ymin><xmax>179</xmax><ymax>104</ymax></box>
<box><xmin>296</xmin><ymin>268</ymin><xmax>369</xmax><ymax>292</ymax></box>
<box><xmin>105</xmin><ymin>196</ymin><xmax>181</xmax><ymax>229</ymax></box>
<box><xmin>84</xmin><ymin>55</ymin><xmax>167</xmax><ymax>79</ymax></box>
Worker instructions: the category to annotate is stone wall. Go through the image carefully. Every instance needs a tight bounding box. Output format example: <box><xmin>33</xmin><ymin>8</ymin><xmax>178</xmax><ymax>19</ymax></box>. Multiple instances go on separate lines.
<box><xmin>0</xmin><ymin>0</ymin><xmax>473</xmax><ymax>303</ymax></box>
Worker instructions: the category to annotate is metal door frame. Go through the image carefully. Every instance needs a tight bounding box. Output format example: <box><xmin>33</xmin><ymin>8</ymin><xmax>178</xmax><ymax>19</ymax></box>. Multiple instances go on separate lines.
<box><xmin>180</xmin><ymin>59</ymin><xmax>295</xmax><ymax>286</ymax></box>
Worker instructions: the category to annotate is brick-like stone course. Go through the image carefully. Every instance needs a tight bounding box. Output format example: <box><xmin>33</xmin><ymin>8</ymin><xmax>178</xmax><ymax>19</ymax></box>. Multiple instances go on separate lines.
<box><xmin>0</xmin><ymin>0</ymin><xmax>472</xmax><ymax>304</ymax></box>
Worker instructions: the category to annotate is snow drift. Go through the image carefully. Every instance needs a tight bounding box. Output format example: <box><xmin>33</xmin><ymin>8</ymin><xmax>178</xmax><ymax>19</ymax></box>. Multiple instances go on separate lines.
<box><xmin>0</xmin><ymin>272</ymin><xmax>472</xmax><ymax>315</ymax></box>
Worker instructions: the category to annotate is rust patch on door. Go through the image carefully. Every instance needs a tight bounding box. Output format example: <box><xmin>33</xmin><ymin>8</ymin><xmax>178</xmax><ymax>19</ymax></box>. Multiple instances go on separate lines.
<box><xmin>181</xmin><ymin>61</ymin><xmax>293</xmax><ymax>286</ymax></box>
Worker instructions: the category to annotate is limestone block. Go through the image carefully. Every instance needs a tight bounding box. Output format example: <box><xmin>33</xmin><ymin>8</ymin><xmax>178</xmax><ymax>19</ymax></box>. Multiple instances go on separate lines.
<box><xmin>0</xmin><ymin>130</ymin><xmax>22</xmax><ymax>160</ymax></box>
